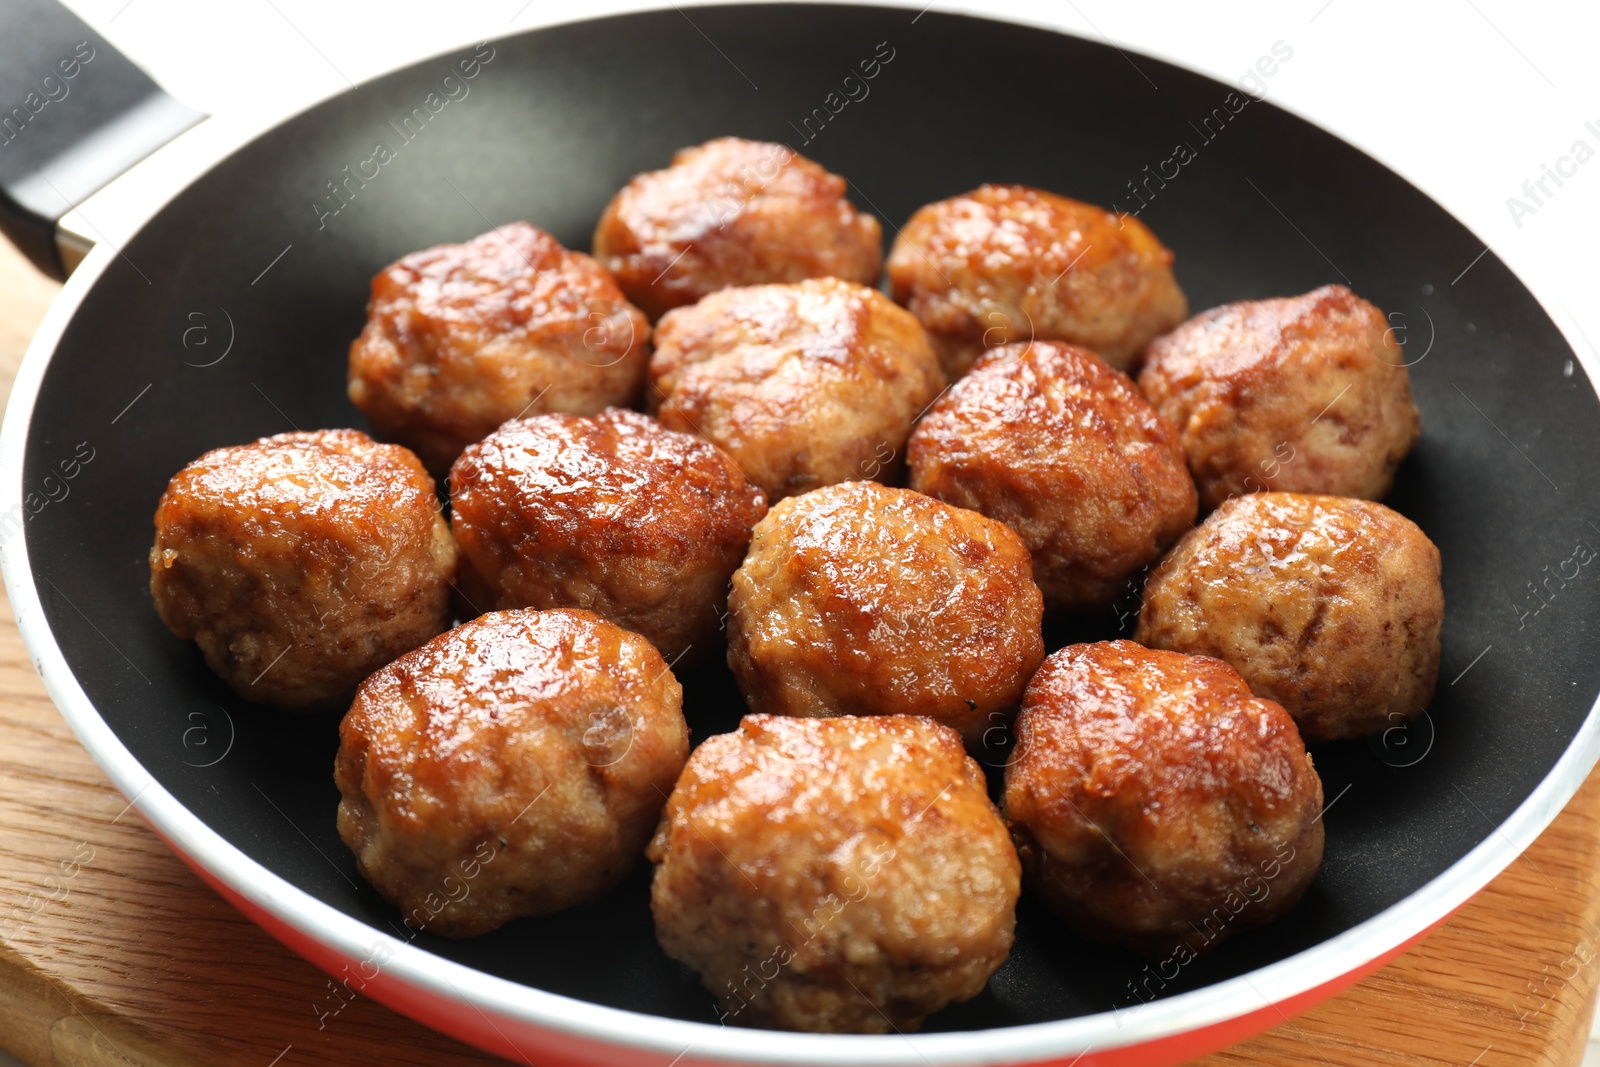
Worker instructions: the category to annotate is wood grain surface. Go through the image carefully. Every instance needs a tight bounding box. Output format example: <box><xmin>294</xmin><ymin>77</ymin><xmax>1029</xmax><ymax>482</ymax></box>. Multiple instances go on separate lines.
<box><xmin>0</xmin><ymin>236</ymin><xmax>1596</xmax><ymax>1067</ymax></box>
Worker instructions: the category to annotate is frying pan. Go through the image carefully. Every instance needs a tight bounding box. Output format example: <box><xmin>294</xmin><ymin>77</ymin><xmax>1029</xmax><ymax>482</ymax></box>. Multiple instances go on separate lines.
<box><xmin>3</xmin><ymin>2</ymin><xmax>1598</xmax><ymax>1065</ymax></box>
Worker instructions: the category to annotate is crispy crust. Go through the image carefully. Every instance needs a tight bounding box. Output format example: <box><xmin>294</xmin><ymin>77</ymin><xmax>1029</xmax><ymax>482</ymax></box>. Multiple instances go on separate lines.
<box><xmin>593</xmin><ymin>137</ymin><xmax>883</xmax><ymax>320</ymax></box>
<box><xmin>650</xmin><ymin>278</ymin><xmax>945</xmax><ymax>502</ymax></box>
<box><xmin>648</xmin><ymin>714</ymin><xmax>1019</xmax><ymax>1032</ymax></box>
<box><xmin>449</xmin><ymin>408</ymin><xmax>767</xmax><ymax>664</ymax></box>
<box><xmin>726</xmin><ymin>480</ymin><xmax>1044</xmax><ymax>742</ymax></box>
<box><xmin>348</xmin><ymin>221</ymin><xmax>649</xmax><ymax>473</ymax></box>
<box><xmin>887</xmin><ymin>184</ymin><xmax>1187</xmax><ymax>377</ymax></box>
<box><xmin>1004</xmin><ymin>640</ymin><xmax>1324</xmax><ymax>956</ymax></box>
<box><xmin>908</xmin><ymin>340</ymin><xmax>1197</xmax><ymax>610</ymax></box>
<box><xmin>149</xmin><ymin>429</ymin><xmax>456</xmax><ymax>710</ymax></box>
<box><xmin>336</xmin><ymin>608</ymin><xmax>688</xmax><ymax>937</ymax></box>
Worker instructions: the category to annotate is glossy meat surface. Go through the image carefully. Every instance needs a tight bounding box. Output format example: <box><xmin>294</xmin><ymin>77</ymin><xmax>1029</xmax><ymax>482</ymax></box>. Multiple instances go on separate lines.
<box><xmin>908</xmin><ymin>341</ymin><xmax>1197</xmax><ymax>610</ymax></box>
<box><xmin>449</xmin><ymin>408</ymin><xmax>767</xmax><ymax>665</ymax></box>
<box><xmin>650</xmin><ymin>278</ymin><xmax>944</xmax><ymax>502</ymax></box>
<box><xmin>648</xmin><ymin>714</ymin><xmax>1019</xmax><ymax>1032</ymax></box>
<box><xmin>727</xmin><ymin>480</ymin><xmax>1044</xmax><ymax>742</ymax></box>
<box><xmin>1004</xmin><ymin>641</ymin><xmax>1324</xmax><ymax>957</ymax></box>
<box><xmin>348</xmin><ymin>222</ymin><xmax>649</xmax><ymax>473</ymax></box>
<box><xmin>150</xmin><ymin>429</ymin><xmax>456</xmax><ymax>709</ymax></box>
<box><xmin>593</xmin><ymin>137</ymin><xmax>883</xmax><ymax>319</ymax></box>
<box><xmin>336</xmin><ymin>608</ymin><xmax>688</xmax><ymax>937</ymax></box>
<box><xmin>887</xmin><ymin>184</ymin><xmax>1187</xmax><ymax>377</ymax></box>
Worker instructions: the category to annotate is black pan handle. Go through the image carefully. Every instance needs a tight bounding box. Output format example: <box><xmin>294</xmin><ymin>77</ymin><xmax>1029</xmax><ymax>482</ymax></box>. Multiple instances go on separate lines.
<box><xmin>0</xmin><ymin>0</ymin><xmax>204</xmax><ymax>278</ymax></box>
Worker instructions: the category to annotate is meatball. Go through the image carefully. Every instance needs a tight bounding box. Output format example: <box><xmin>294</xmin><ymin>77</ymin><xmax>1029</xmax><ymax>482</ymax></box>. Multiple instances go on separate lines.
<box><xmin>593</xmin><ymin>137</ymin><xmax>882</xmax><ymax>319</ymax></box>
<box><xmin>648</xmin><ymin>714</ymin><xmax>1019</xmax><ymax>1033</ymax></box>
<box><xmin>908</xmin><ymin>341</ymin><xmax>1197</xmax><ymax>611</ymax></box>
<box><xmin>449</xmin><ymin>408</ymin><xmax>767</xmax><ymax>665</ymax></box>
<box><xmin>727</xmin><ymin>481</ymin><xmax>1044</xmax><ymax>743</ymax></box>
<box><xmin>1135</xmin><ymin>492</ymin><xmax>1443</xmax><ymax>742</ymax></box>
<box><xmin>336</xmin><ymin>608</ymin><xmax>688</xmax><ymax>938</ymax></box>
<box><xmin>1137</xmin><ymin>285</ymin><xmax>1421</xmax><ymax>510</ymax></box>
<box><xmin>650</xmin><ymin>278</ymin><xmax>944</xmax><ymax>502</ymax></box>
<box><xmin>150</xmin><ymin>429</ymin><xmax>457</xmax><ymax>710</ymax></box>
<box><xmin>1004</xmin><ymin>641</ymin><xmax>1324</xmax><ymax>958</ymax></box>
<box><xmin>347</xmin><ymin>221</ymin><xmax>649</xmax><ymax>473</ymax></box>
<box><xmin>886</xmin><ymin>184</ymin><xmax>1188</xmax><ymax>379</ymax></box>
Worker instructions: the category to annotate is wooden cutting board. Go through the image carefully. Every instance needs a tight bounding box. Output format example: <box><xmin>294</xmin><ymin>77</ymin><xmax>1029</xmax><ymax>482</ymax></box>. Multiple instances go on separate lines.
<box><xmin>0</xmin><ymin>238</ymin><xmax>1597</xmax><ymax>1067</ymax></box>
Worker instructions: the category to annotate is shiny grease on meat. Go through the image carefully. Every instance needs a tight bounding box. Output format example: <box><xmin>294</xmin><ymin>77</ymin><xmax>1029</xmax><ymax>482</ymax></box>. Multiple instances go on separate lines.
<box><xmin>648</xmin><ymin>713</ymin><xmax>1019</xmax><ymax>1032</ymax></box>
<box><xmin>594</xmin><ymin>137</ymin><xmax>883</xmax><ymax>320</ymax></box>
<box><xmin>336</xmin><ymin>608</ymin><xmax>689</xmax><ymax>937</ymax></box>
<box><xmin>727</xmin><ymin>480</ymin><xmax>1044</xmax><ymax>743</ymax></box>
<box><xmin>150</xmin><ymin>429</ymin><xmax>457</xmax><ymax>710</ymax></box>
<box><xmin>449</xmin><ymin>408</ymin><xmax>767</xmax><ymax>664</ymax></box>
<box><xmin>348</xmin><ymin>221</ymin><xmax>649</xmax><ymax>473</ymax></box>
<box><xmin>1004</xmin><ymin>641</ymin><xmax>1324</xmax><ymax>957</ymax></box>
<box><xmin>909</xmin><ymin>340</ymin><xmax>1197</xmax><ymax>610</ymax></box>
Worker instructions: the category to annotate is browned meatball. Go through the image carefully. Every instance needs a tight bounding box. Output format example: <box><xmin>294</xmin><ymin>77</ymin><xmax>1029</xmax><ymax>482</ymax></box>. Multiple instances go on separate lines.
<box><xmin>1137</xmin><ymin>285</ymin><xmax>1421</xmax><ymax>510</ymax></box>
<box><xmin>908</xmin><ymin>341</ymin><xmax>1197</xmax><ymax>611</ymax></box>
<box><xmin>727</xmin><ymin>481</ymin><xmax>1043</xmax><ymax>743</ymax></box>
<box><xmin>336</xmin><ymin>608</ymin><xmax>688</xmax><ymax>938</ymax></box>
<box><xmin>347</xmin><ymin>222</ymin><xmax>649</xmax><ymax>473</ymax></box>
<box><xmin>593</xmin><ymin>137</ymin><xmax>883</xmax><ymax>320</ymax></box>
<box><xmin>886</xmin><ymin>184</ymin><xmax>1188</xmax><ymax>378</ymax></box>
<box><xmin>648</xmin><ymin>714</ymin><xmax>1019</xmax><ymax>1032</ymax></box>
<box><xmin>650</xmin><ymin>278</ymin><xmax>944</xmax><ymax>503</ymax></box>
<box><xmin>1004</xmin><ymin>641</ymin><xmax>1324</xmax><ymax>958</ymax></box>
<box><xmin>449</xmin><ymin>408</ymin><xmax>767</xmax><ymax>665</ymax></box>
<box><xmin>150</xmin><ymin>430</ymin><xmax>457</xmax><ymax>710</ymax></box>
<box><xmin>1136</xmin><ymin>492</ymin><xmax>1443</xmax><ymax>742</ymax></box>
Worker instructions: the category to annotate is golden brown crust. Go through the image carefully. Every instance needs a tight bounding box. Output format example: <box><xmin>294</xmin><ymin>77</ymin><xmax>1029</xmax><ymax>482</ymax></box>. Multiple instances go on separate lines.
<box><xmin>593</xmin><ymin>137</ymin><xmax>883</xmax><ymax>320</ymax></box>
<box><xmin>336</xmin><ymin>608</ymin><xmax>688</xmax><ymax>938</ymax></box>
<box><xmin>149</xmin><ymin>429</ymin><xmax>457</xmax><ymax>710</ymax></box>
<box><xmin>908</xmin><ymin>341</ymin><xmax>1197</xmax><ymax>610</ymax></box>
<box><xmin>448</xmin><ymin>408</ymin><xmax>767</xmax><ymax>665</ymax></box>
<box><xmin>648</xmin><ymin>714</ymin><xmax>1019</xmax><ymax>1033</ymax></box>
<box><xmin>1136</xmin><ymin>285</ymin><xmax>1421</xmax><ymax>510</ymax></box>
<box><xmin>347</xmin><ymin>222</ymin><xmax>649</xmax><ymax>473</ymax></box>
<box><xmin>650</xmin><ymin>278</ymin><xmax>945</xmax><ymax>502</ymax></box>
<box><xmin>1135</xmin><ymin>492</ymin><xmax>1444</xmax><ymax>742</ymax></box>
<box><xmin>886</xmin><ymin>184</ymin><xmax>1188</xmax><ymax>378</ymax></box>
<box><xmin>726</xmin><ymin>481</ymin><xmax>1044</xmax><ymax>743</ymax></box>
<box><xmin>1003</xmin><ymin>641</ymin><xmax>1324</xmax><ymax>957</ymax></box>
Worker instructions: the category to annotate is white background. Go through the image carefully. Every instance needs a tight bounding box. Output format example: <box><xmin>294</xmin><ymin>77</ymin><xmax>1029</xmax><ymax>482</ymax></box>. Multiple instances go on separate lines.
<box><xmin>6</xmin><ymin>0</ymin><xmax>1599</xmax><ymax>1063</ymax></box>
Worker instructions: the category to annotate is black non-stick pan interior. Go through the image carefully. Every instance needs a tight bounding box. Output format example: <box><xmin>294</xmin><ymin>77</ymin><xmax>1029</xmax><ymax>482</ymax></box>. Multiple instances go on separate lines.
<box><xmin>20</xmin><ymin>3</ymin><xmax>1600</xmax><ymax>1030</ymax></box>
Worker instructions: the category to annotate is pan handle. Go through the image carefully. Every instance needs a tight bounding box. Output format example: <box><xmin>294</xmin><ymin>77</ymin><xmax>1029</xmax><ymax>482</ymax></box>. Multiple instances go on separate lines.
<box><xmin>0</xmin><ymin>0</ymin><xmax>204</xmax><ymax>279</ymax></box>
